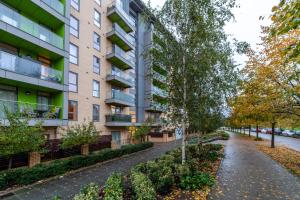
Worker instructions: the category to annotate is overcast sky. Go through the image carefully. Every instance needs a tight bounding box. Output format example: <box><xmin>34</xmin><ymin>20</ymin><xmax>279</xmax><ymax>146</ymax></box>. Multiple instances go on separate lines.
<box><xmin>146</xmin><ymin>0</ymin><xmax>279</xmax><ymax>67</ymax></box>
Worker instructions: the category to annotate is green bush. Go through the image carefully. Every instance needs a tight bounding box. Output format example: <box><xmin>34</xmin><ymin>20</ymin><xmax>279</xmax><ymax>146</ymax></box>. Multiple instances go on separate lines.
<box><xmin>73</xmin><ymin>183</ymin><xmax>99</xmax><ymax>200</ymax></box>
<box><xmin>130</xmin><ymin>170</ymin><xmax>156</xmax><ymax>200</ymax></box>
<box><xmin>0</xmin><ymin>142</ymin><xmax>154</xmax><ymax>190</ymax></box>
<box><xmin>221</xmin><ymin>132</ymin><xmax>230</xmax><ymax>140</ymax></box>
<box><xmin>104</xmin><ymin>172</ymin><xmax>123</xmax><ymax>200</ymax></box>
<box><xmin>179</xmin><ymin>172</ymin><xmax>215</xmax><ymax>191</ymax></box>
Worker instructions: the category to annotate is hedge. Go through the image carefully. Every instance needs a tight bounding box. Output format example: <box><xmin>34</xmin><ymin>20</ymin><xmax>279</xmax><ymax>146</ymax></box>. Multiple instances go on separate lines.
<box><xmin>130</xmin><ymin>170</ymin><xmax>156</xmax><ymax>200</ymax></box>
<box><xmin>0</xmin><ymin>142</ymin><xmax>154</xmax><ymax>190</ymax></box>
<box><xmin>103</xmin><ymin>172</ymin><xmax>123</xmax><ymax>200</ymax></box>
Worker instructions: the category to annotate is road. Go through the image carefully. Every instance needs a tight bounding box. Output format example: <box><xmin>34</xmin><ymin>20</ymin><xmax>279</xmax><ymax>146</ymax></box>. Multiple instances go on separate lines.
<box><xmin>249</xmin><ymin>131</ymin><xmax>300</xmax><ymax>152</ymax></box>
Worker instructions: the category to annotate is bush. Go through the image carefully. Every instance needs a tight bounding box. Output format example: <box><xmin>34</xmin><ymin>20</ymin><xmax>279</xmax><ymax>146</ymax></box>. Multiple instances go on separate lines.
<box><xmin>0</xmin><ymin>142</ymin><xmax>154</xmax><ymax>190</ymax></box>
<box><xmin>179</xmin><ymin>172</ymin><xmax>215</xmax><ymax>190</ymax></box>
<box><xmin>104</xmin><ymin>172</ymin><xmax>123</xmax><ymax>200</ymax></box>
<box><xmin>130</xmin><ymin>170</ymin><xmax>156</xmax><ymax>200</ymax></box>
<box><xmin>73</xmin><ymin>183</ymin><xmax>99</xmax><ymax>200</ymax></box>
<box><xmin>220</xmin><ymin>132</ymin><xmax>230</xmax><ymax>140</ymax></box>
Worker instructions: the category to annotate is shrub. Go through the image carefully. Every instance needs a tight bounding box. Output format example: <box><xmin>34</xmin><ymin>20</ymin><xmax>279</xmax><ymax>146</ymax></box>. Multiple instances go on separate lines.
<box><xmin>104</xmin><ymin>172</ymin><xmax>123</xmax><ymax>200</ymax></box>
<box><xmin>73</xmin><ymin>183</ymin><xmax>99</xmax><ymax>200</ymax></box>
<box><xmin>0</xmin><ymin>142</ymin><xmax>154</xmax><ymax>190</ymax></box>
<box><xmin>254</xmin><ymin>137</ymin><xmax>263</xmax><ymax>141</ymax></box>
<box><xmin>179</xmin><ymin>172</ymin><xmax>215</xmax><ymax>191</ymax></box>
<box><xmin>220</xmin><ymin>132</ymin><xmax>230</xmax><ymax>140</ymax></box>
<box><xmin>130</xmin><ymin>170</ymin><xmax>156</xmax><ymax>200</ymax></box>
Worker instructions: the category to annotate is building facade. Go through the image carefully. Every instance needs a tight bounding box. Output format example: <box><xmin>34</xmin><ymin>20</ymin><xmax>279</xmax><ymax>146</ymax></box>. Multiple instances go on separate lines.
<box><xmin>0</xmin><ymin>0</ymin><xmax>167</xmax><ymax>145</ymax></box>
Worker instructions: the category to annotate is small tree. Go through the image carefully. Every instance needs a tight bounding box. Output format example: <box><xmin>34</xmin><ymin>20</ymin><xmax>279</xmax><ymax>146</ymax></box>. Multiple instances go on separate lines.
<box><xmin>61</xmin><ymin>121</ymin><xmax>99</xmax><ymax>150</ymax></box>
<box><xmin>134</xmin><ymin>124</ymin><xmax>151</xmax><ymax>143</ymax></box>
<box><xmin>0</xmin><ymin>108</ymin><xmax>45</xmax><ymax>169</ymax></box>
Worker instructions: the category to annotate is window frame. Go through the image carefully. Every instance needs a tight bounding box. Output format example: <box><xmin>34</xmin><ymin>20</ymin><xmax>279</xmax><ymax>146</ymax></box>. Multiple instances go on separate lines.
<box><xmin>71</xmin><ymin>0</ymin><xmax>80</xmax><ymax>11</ymax></box>
<box><xmin>70</xmin><ymin>15</ymin><xmax>79</xmax><ymax>38</ymax></box>
<box><xmin>69</xmin><ymin>43</ymin><xmax>79</xmax><ymax>65</ymax></box>
<box><xmin>93</xmin><ymin>32</ymin><xmax>101</xmax><ymax>51</ymax></box>
<box><xmin>69</xmin><ymin>72</ymin><xmax>78</xmax><ymax>93</ymax></box>
<box><xmin>68</xmin><ymin>100</ymin><xmax>78</xmax><ymax>121</ymax></box>
<box><xmin>95</xmin><ymin>0</ymin><xmax>101</xmax><ymax>6</ymax></box>
<box><xmin>93</xmin><ymin>56</ymin><xmax>100</xmax><ymax>74</ymax></box>
<box><xmin>94</xmin><ymin>9</ymin><xmax>101</xmax><ymax>28</ymax></box>
<box><xmin>92</xmin><ymin>104</ymin><xmax>100</xmax><ymax>122</ymax></box>
<box><xmin>92</xmin><ymin>80</ymin><xmax>100</xmax><ymax>98</ymax></box>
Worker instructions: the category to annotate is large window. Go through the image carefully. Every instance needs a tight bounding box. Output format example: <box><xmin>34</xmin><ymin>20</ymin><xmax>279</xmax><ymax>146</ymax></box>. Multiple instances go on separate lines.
<box><xmin>93</xmin><ymin>33</ymin><xmax>100</xmax><ymax>51</ymax></box>
<box><xmin>93</xmin><ymin>80</ymin><xmax>100</xmax><ymax>98</ymax></box>
<box><xmin>37</xmin><ymin>94</ymin><xmax>50</xmax><ymax>111</ymax></box>
<box><xmin>70</xmin><ymin>16</ymin><xmax>79</xmax><ymax>37</ymax></box>
<box><xmin>69</xmin><ymin>72</ymin><xmax>78</xmax><ymax>92</ymax></box>
<box><xmin>94</xmin><ymin>10</ymin><xmax>101</xmax><ymax>28</ymax></box>
<box><xmin>93</xmin><ymin>56</ymin><xmax>100</xmax><ymax>74</ymax></box>
<box><xmin>93</xmin><ymin>104</ymin><xmax>100</xmax><ymax>122</ymax></box>
<box><xmin>71</xmin><ymin>0</ymin><xmax>79</xmax><ymax>11</ymax></box>
<box><xmin>69</xmin><ymin>43</ymin><xmax>78</xmax><ymax>64</ymax></box>
<box><xmin>68</xmin><ymin>100</ymin><xmax>78</xmax><ymax>121</ymax></box>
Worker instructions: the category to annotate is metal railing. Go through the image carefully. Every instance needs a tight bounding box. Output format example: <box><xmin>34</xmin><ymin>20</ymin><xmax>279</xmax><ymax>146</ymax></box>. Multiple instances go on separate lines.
<box><xmin>0</xmin><ymin>99</ymin><xmax>61</xmax><ymax>119</ymax></box>
<box><xmin>153</xmin><ymin>70</ymin><xmax>167</xmax><ymax>82</ymax></box>
<box><xmin>106</xmin><ymin>114</ymin><xmax>132</xmax><ymax>123</ymax></box>
<box><xmin>107</xmin><ymin>90</ymin><xmax>135</xmax><ymax>104</ymax></box>
<box><xmin>152</xmin><ymin>85</ymin><xmax>167</xmax><ymax>98</ymax></box>
<box><xmin>110</xmin><ymin>23</ymin><xmax>135</xmax><ymax>45</ymax></box>
<box><xmin>108</xmin><ymin>45</ymin><xmax>135</xmax><ymax>66</ymax></box>
<box><xmin>148</xmin><ymin>102</ymin><xmax>167</xmax><ymax>111</ymax></box>
<box><xmin>107</xmin><ymin>0</ymin><xmax>135</xmax><ymax>28</ymax></box>
<box><xmin>0</xmin><ymin>50</ymin><xmax>62</xmax><ymax>83</ymax></box>
<box><xmin>41</xmin><ymin>0</ymin><xmax>64</xmax><ymax>15</ymax></box>
<box><xmin>0</xmin><ymin>3</ymin><xmax>64</xmax><ymax>49</ymax></box>
<box><xmin>109</xmin><ymin>66</ymin><xmax>134</xmax><ymax>84</ymax></box>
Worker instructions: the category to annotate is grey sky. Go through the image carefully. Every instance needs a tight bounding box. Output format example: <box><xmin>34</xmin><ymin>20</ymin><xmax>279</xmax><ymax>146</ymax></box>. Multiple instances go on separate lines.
<box><xmin>146</xmin><ymin>0</ymin><xmax>279</xmax><ymax>66</ymax></box>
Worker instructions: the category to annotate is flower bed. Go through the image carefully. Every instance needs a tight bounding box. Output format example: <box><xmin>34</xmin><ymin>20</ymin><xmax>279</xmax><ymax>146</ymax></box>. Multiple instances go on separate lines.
<box><xmin>70</xmin><ymin>143</ymin><xmax>224</xmax><ymax>200</ymax></box>
<box><xmin>188</xmin><ymin>131</ymin><xmax>229</xmax><ymax>144</ymax></box>
<box><xmin>0</xmin><ymin>142</ymin><xmax>154</xmax><ymax>191</ymax></box>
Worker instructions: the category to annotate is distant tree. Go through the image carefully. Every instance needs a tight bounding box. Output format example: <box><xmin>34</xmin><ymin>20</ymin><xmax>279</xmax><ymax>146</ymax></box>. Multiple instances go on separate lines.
<box><xmin>0</xmin><ymin>108</ymin><xmax>45</xmax><ymax>169</ymax></box>
<box><xmin>134</xmin><ymin>124</ymin><xmax>151</xmax><ymax>143</ymax></box>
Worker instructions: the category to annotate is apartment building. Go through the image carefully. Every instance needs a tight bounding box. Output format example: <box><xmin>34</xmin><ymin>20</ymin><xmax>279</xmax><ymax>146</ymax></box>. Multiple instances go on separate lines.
<box><xmin>0</xmin><ymin>0</ymin><xmax>167</xmax><ymax>145</ymax></box>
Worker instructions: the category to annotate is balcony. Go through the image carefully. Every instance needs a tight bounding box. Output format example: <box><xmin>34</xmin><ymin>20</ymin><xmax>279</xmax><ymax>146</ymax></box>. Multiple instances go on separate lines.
<box><xmin>152</xmin><ymin>85</ymin><xmax>167</xmax><ymax>98</ymax></box>
<box><xmin>0</xmin><ymin>99</ymin><xmax>63</xmax><ymax>126</ymax></box>
<box><xmin>106</xmin><ymin>45</ymin><xmax>135</xmax><ymax>70</ymax></box>
<box><xmin>107</xmin><ymin>0</ymin><xmax>135</xmax><ymax>33</ymax></box>
<box><xmin>153</xmin><ymin>71</ymin><xmax>167</xmax><ymax>83</ymax></box>
<box><xmin>107</xmin><ymin>23</ymin><xmax>135</xmax><ymax>51</ymax></box>
<box><xmin>106</xmin><ymin>67</ymin><xmax>134</xmax><ymax>88</ymax></box>
<box><xmin>0</xmin><ymin>3</ymin><xmax>64</xmax><ymax>49</ymax></box>
<box><xmin>105</xmin><ymin>114</ymin><xmax>132</xmax><ymax>127</ymax></box>
<box><xmin>145</xmin><ymin>102</ymin><xmax>167</xmax><ymax>113</ymax></box>
<box><xmin>41</xmin><ymin>0</ymin><xmax>64</xmax><ymax>15</ymax></box>
<box><xmin>0</xmin><ymin>50</ymin><xmax>63</xmax><ymax>87</ymax></box>
<box><xmin>105</xmin><ymin>90</ymin><xmax>135</xmax><ymax>107</ymax></box>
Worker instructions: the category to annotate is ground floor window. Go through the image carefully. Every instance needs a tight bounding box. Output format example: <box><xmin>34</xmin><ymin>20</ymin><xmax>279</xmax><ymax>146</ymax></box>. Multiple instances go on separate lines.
<box><xmin>68</xmin><ymin>100</ymin><xmax>78</xmax><ymax>121</ymax></box>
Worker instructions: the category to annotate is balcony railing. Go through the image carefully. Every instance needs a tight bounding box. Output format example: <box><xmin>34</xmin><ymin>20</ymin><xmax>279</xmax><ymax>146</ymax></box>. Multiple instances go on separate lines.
<box><xmin>152</xmin><ymin>85</ymin><xmax>167</xmax><ymax>98</ymax></box>
<box><xmin>106</xmin><ymin>114</ymin><xmax>132</xmax><ymax>123</ymax></box>
<box><xmin>0</xmin><ymin>3</ymin><xmax>64</xmax><ymax>49</ymax></box>
<box><xmin>0</xmin><ymin>50</ymin><xmax>63</xmax><ymax>84</ymax></box>
<box><xmin>153</xmin><ymin>71</ymin><xmax>167</xmax><ymax>82</ymax></box>
<box><xmin>41</xmin><ymin>0</ymin><xmax>64</xmax><ymax>15</ymax></box>
<box><xmin>107</xmin><ymin>0</ymin><xmax>135</xmax><ymax>32</ymax></box>
<box><xmin>0</xmin><ymin>99</ymin><xmax>61</xmax><ymax>119</ymax></box>
<box><xmin>110</xmin><ymin>67</ymin><xmax>134</xmax><ymax>83</ymax></box>
<box><xmin>110</xmin><ymin>23</ymin><xmax>135</xmax><ymax>46</ymax></box>
<box><xmin>147</xmin><ymin>102</ymin><xmax>167</xmax><ymax>112</ymax></box>
<box><xmin>107</xmin><ymin>45</ymin><xmax>135</xmax><ymax>69</ymax></box>
<box><xmin>107</xmin><ymin>90</ymin><xmax>135</xmax><ymax>104</ymax></box>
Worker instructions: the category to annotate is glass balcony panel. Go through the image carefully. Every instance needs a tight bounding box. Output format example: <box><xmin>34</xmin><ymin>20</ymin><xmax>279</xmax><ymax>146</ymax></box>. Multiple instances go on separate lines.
<box><xmin>111</xmin><ymin>23</ymin><xmax>135</xmax><ymax>45</ymax></box>
<box><xmin>0</xmin><ymin>3</ymin><xmax>64</xmax><ymax>49</ymax></box>
<box><xmin>110</xmin><ymin>66</ymin><xmax>134</xmax><ymax>84</ymax></box>
<box><xmin>107</xmin><ymin>90</ymin><xmax>135</xmax><ymax>104</ymax></box>
<box><xmin>0</xmin><ymin>99</ymin><xmax>61</xmax><ymax>119</ymax></box>
<box><xmin>152</xmin><ymin>85</ymin><xmax>167</xmax><ymax>98</ymax></box>
<box><xmin>0</xmin><ymin>50</ymin><xmax>62</xmax><ymax>83</ymax></box>
<box><xmin>41</xmin><ymin>0</ymin><xmax>65</xmax><ymax>15</ymax></box>
<box><xmin>106</xmin><ymin>114</ymin><xmax>132</xmax><ymax>123</ymax></box>
<box><xmin>108</xmin><ymin>0</ymin><xmax>135</xmax><ymax>28</ymax></box>
<box><xmin>153</xmin><ymin>71</ymin><xmax>167</xmax><ymax>82</ymax></box>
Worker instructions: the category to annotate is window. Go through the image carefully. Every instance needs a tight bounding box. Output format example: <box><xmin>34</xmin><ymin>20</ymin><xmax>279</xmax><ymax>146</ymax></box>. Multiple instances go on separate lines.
<box><xmin>69</xmin><ymin>43</ymin><xmax>78</xmax><ymax>64</ymax></box>
<box><xmin>37</xmin><ymin>94</ymin><xmax>50</xmax><ymax>111</ymax></box>
<box><xmin>93</xmin><ymin>56</ymin><xmax>100</xmax><ymax>74</ymax></box>
<box><xmin>94</xmin><ymin>10</ymin><xmax>101</xmax><ymax>28</ymax></box>
<box><xmin>93</xmin><ymin>104</ymin><xmax>100</xmax><ymax>122</ymax></box>
<box><xmin>93</xmin><ymin>33</ymin><xmax>100</xmax><ymax>51</ymax></box>
<box><xmin>68</xmin><ymin>100</ymin><xmax>78</xmax><ymax>120</ymax></box>
<box><xmin>70</xmin><ymin>16</ymin><xmax>79</xmax><ymax>37</ymax></box>
<box><xmin>71</xmin><ymin>0</ymin><xmax>79</xmax><ymax>11</ymax></box>
<box><xmin>69</xmin><ymin>72</ymin><xmax>78</xmax><ymax>92</ymax></box>
<box><xmin>93</xmin><ymin>80</ymin><xmax>100</xmax><ymax>97</ymax></box>
<box><xmin>95</xmin><ymin>0</ymin><xmax>101</xmax><ymax>6</ymax></box>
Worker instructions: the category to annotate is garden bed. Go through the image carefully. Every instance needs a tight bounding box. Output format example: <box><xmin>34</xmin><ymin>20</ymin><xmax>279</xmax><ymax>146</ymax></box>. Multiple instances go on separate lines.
<box><xmin>70</xmin><ymin>143</ymin><xmax>224</xmax><ymax>200</ymax></box>
<box><xmin>188</xmin><ymin>131</ymin><xmax>229</xmax><ymax>144</ymax></box>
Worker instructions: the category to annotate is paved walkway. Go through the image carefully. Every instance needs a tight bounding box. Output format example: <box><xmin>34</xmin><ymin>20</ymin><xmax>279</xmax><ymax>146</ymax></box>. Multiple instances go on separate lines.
<box><xmin>209</xmin><ymin>132</ymin><xmax>300</xmax><ymax>200</ymax></box>
<box><xmin>3</xmin><ymin>141</ymin><xmax>180</xmax><ymax>200</ymax></box>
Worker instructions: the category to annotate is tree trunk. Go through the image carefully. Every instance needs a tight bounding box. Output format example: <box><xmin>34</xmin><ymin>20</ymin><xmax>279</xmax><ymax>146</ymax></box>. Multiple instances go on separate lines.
<box><xmin>182</xmin><ymin>123</ymin><xmax>186</xmax><ymax>164</ymax></box>
<box><xmin>249</xmin><ymin>125</ymin><xmax>251</xmax><ymax>137</ymax></box>
<box><xmin>256</xmin><ymin>124</ymin><xmax>259</xmax><ymax>139</ymax></box>
<box><xmin>271</xmin><ymin>122</ymin><xmax>275</xmax><ymax>148</ymax></box>
<box><xmin>8</xmin><ymin>157</ymin><xmax>12</xmax><ymax>170</ymax></box>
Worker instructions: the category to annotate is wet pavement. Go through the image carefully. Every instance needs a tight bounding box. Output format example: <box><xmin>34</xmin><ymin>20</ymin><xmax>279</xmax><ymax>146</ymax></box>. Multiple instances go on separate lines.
<box><xmin>209</xmin><ymin>132</ymin><xmax>300</xmax><ymax>200</ymax></box>
<box><xmin>2</xmin><ymin>140</ymin><xmax>180</xmax><ymax>200</ymax></box>
<box><xmin>249</xmin><ymin>132</ymin><xmax>300</xmax><ymax>152</ymax></box>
